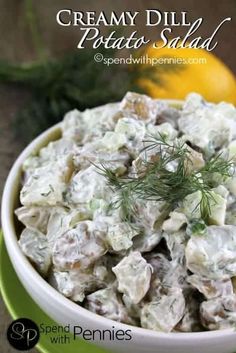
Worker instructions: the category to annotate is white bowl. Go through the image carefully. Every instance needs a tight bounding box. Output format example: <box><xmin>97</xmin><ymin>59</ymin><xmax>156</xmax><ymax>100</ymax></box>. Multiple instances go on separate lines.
<box><xmin>2</xmin><ymin>115</ymin><xmax>236</xmax><ymax>353</ymax></box>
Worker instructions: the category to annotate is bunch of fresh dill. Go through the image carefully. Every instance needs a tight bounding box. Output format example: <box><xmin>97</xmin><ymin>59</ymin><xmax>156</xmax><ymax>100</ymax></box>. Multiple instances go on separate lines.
<box><xmin>0</xmin><ymin>48</ymin><xmax>130</xmax><ymax>144</ymax></box>
<box><xmin>97</xmin><ymin>134</ymin><xmax>233</xmax><ymax>223</ymax></box>
<box><xmin>0</xmin><ymin>48</ymin><xmax>184</xmax><ymax>145</ymax></box>
<box><xmin>0</xmin><ymin>1</ymin><xmax>184</xmax><ymax>144</ymax></box>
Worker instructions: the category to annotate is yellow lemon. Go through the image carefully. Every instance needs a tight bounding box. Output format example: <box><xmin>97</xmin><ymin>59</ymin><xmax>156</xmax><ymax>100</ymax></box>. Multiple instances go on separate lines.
<box><xmin>137</xmin><ymin>43</ymin><xmax>236</xmax><ymax>104</ymax></box>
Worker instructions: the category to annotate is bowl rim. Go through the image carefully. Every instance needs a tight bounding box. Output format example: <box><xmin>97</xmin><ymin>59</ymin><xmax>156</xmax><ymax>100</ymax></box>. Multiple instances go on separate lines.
<box><xmin>1</xmin><ymin>101</ymin><xmax>236</xmax><ymax>342</ymax></box>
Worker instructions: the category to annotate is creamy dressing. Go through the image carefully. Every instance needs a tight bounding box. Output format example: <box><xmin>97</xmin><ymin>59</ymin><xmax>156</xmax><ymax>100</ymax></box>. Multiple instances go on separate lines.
<box><xmin>16</xmin><ymin>92</ymin><xmax>236</xmax><ymax>332</ymax></box>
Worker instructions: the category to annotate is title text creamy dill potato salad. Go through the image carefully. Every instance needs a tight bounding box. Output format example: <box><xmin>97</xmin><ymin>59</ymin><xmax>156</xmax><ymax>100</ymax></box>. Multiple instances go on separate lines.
<box><xmin>16</xmin><ymin>92</ymin><xmax>236</xmax><ymax>332</ymax></box>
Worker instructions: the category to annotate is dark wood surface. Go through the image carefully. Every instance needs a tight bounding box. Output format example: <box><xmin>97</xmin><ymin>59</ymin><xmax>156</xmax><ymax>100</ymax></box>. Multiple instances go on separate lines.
<box><xmin>0</xmin><ymin>1</ymin><xmax>235</xmax><ymax>352</ymax></box>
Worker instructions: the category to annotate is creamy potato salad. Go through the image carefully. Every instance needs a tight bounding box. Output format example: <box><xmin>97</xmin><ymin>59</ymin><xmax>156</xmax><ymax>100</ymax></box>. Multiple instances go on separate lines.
<box><xmin>16</xmin><ymin>92</ymin><xmax>236</xmax><ymax>332</ymax></box>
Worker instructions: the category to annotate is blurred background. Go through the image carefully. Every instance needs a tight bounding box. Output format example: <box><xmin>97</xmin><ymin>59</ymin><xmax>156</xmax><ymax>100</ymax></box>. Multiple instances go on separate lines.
<box><xmin>0</xmin><ymin>0</ymin><xmax>235</xmax><ymax>352</ymax></box>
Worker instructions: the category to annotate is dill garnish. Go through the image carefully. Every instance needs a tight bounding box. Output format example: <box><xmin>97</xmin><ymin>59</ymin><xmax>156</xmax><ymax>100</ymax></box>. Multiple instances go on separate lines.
<box><xmin>97</xmin><ymin>134</ymin><xmax>234</xmax><ymax>223</ymax></box>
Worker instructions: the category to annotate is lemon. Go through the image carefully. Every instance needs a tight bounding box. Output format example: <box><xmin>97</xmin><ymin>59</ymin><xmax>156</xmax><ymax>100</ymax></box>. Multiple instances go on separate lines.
<box><xmin>137</xmin><ymin>43</ymin><xmax>236</xmax><ymax>104</ymax></box>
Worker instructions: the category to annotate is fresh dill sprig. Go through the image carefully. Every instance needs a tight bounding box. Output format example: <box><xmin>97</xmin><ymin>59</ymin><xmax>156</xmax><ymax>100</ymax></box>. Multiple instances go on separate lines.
<box><xmin>200</xmin><ymin>152</ymin><xmax>234</xmax><ymax>185</ymax></box>
<box><xmin>97</xmin><ymin>134</ymin><xmax>233</xmax><ymax>223</ymax></box>
<box><xmin>94</xmin><ymin>162</ymin><xmax>137</xmax><ymax>223</ymax></box>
